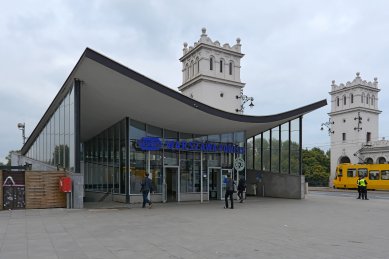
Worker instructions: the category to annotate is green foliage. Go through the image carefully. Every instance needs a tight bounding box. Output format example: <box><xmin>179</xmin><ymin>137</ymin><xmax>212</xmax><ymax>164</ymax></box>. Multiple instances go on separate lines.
<box><xmin>5</xmin><ymin>150</ymin><xmax>19</xmax><ymax>166</ymax></box>
<box><xmin>302</xmin><ymin>148</ymin><xmax>330</xmax><ymax>186</ymax></box>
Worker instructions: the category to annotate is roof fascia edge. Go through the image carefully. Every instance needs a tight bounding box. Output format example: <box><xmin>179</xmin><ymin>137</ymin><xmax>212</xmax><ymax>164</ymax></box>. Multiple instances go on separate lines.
<box><xmin>21</xmin><ymin>48</ymin><xmax>89</xmax><ymax>154</ymax></box>
<box><xmin>83</xmin><ymin>48</ymin><xmax>327</xmax><ymax>123</ymax></box>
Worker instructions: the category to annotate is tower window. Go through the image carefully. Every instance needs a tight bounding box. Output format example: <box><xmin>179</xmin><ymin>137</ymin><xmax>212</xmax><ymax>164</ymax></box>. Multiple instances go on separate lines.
<box><xmin>366</xmin><ymin>94</ymin><xmax>370</xmax><ymax>104</ymax></box>
<box><xmin>342</xmin><ymin>133</ymin><xmax>346</xmax><ymax>141</ymax></box>
<box><xmin>343</xmin><ymin>95</ymin><xmax>346</xmax><ymax>105</ymax></box>
<box><xmin>197</xmin><ymin>59</ymin><xmax>200</xmax><ymax>74</ymax></box>
<box><xmin>367</xmin><ymin>132</ymin><xmax>371</xmax><ymax>142</ymax></box>
<box><xmin>220</xmin><ymin>60</ymin><xmax>223</xmax><ymax>73</ymax></box>
<box><xmin>361</xmin><ymin>93</ymin><xmax>365</xmax><ymax>103</ymax></box>
<box><xmin>229</xmin><ymin>62</ymin><xmax>233</xmax><ymax>75</ymax></box>
<box><xmin>210</xmin><ymin>57</ymin><xmax>213</xmax><ymax>70</ymax></box>
<box><xmin>351</xmin><ymin>94</ymin><xmax>354</xmax><ymax>103</ymax></box>
<box><xmin>337</xmin><ymin>97</ymin><xmax>339</xmax><ymax>106</ymax></box>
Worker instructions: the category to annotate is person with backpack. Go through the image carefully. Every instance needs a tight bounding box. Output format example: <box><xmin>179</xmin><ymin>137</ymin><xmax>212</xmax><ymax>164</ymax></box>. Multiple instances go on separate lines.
<box><xmin>224</xmin><ymin>173</ymin><xmax>235</xmax><ymax>209</ymax></box>
<box><xmin>141</xmin><ymin>172</ymin><xmax>154</xmax><ymax>208</ymax></box>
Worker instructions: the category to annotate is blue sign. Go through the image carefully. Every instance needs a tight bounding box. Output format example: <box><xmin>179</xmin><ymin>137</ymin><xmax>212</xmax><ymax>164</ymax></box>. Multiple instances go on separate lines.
<box><xmin>137</xmin><ymin>137</ymin><xmax>244</xmax><ymax>154</ymax></box>
<box><xmin>137</xmin><ymin>137</ymin><xmax>163</xmax><ymax>151</ymax></box>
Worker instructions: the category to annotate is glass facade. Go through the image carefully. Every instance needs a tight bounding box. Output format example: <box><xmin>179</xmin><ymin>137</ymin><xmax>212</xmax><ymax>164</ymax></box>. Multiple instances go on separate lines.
<box><xmin>247</xmin><ymin>117</ymin><xmax>302</xmax><ymax>175</ymax></box>
<box><xmin>25</xmin><ymin>86</ymin><xmax>75</xmax><ymax>171</ymax></box>
<box><xmin>84</xmin><ymin>119</ymin><xmax>127</xmax><ymax>194</ymax></box>
<box><xmin>82</xmin><ymin>118</ymin><xmax>246</xmax><ymax>202</ymax></box>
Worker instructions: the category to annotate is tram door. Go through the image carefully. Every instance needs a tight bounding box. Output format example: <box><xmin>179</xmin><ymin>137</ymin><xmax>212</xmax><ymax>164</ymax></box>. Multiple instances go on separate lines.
<box><xmin>163</xmin><ymin>167</ymin><xmax>179</xmax><ymax>202</ymax></box>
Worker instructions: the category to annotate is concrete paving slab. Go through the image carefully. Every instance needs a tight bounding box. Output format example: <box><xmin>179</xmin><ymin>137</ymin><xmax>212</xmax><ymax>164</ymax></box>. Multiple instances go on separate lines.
<box><xmin>0</xmin><ymin>193</ymin><xmax>388</xmax><ymax>258</ymax></box>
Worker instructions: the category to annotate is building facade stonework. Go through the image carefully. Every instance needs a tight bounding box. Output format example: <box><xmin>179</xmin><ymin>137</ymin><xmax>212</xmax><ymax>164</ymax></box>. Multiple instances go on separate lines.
<box><xmin>178</xmin><ymin>28</ymin><xmax>245</xmax><ymax>113</ymax></box>
<box><xmin>328</xmin><ymin>72</ymin><xmax>389</xmax><ymax>186</ymax></box>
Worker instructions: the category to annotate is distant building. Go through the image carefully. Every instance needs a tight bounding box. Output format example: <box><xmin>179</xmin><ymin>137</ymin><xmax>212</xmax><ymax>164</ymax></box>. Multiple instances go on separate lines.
<box><xmin>328</xmin><ymin>72</ymin><xmax>389</xmax><ymax>185</ymax></box>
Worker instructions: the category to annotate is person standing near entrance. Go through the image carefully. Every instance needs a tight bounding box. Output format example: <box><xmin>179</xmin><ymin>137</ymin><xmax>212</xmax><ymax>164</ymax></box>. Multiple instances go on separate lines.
<box><xmin>224</xmin><ymin>173</ymin><xmax>235</xmax><ymax>209</ymax></box>
<box><xmin>237</xmin><ymin>175</ymin><xmax>246</xmax><ymax>203</ymax></box>
<box><xmin>359</xmin><ymin>175</ymin><xmax>369</xmax><ymax>200</ymax></box>
<box><xmin>141</xmin><ymin>172</ymin><xmax>154</xmax><ymax>208</ymax></box>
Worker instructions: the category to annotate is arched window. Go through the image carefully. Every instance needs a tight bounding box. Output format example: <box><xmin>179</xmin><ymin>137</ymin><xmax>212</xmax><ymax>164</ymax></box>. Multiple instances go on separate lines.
<box><xmin>337</xmin><ymin>97</ymin><xmax>339</xmax><ymax>106</ymax></box>
<box><xmin>343</xmin><ymin>95</ymin><xmax>346</xmax><ymax>105</ymax></box>
<box><xmin>378</xmin><ymin>157</ymin><xmax>386</xmax><ymax>164</ymax></box>
<box><xmin>210</xmin><ymin>57</ymin><xmax>213</xmax><ymax>70</ymax></box>
<box><xmin>191</xmin><ymin>61</ymin><xmax>194</xmax><ymax>78</ymax></box>
<box><xmin>339</xmin><ymin>156</ymin><xmax>350</xmax><ymax>164</ymax></box>
<box><xmin>372</xmin><ymin>95</ymin><xmax>375</xmax><ymax>105</ymax></box>
<box><xmin>229</xmin><ymin>62</ymin><xmax>233</xmax><ymax>75</ymax></box>
<box><xmin>366</xmin><ymin>94</ymin><xmax>370</xmax><ymax>104</ymax></box>
<box><xmin>351</xmin><ymin>93</ymin><xmax>354</xmax><ymax>103</ymax></box>
<box><xmin>186</xmin><ymin>64</ymin><xmax>189</xmax><ymax>80</ymax></box>
<box><xmin>196</xmin><ymin>58</ymin><xmax>200</xmax><ymax>74</ymax></box>
<box><xmin>361</xmin><ymin>93</ymin><xmax>365</xmax><ymax>103</ymax></box>
<box><xmin>220</xmin><ymin>60</ymin><xmax>223</xmax><ymax>73</ymax></box>
<box><xmin>365</xmin><ymin>158</ymin><xmax>373</xmax><ymax>164</ymax></box>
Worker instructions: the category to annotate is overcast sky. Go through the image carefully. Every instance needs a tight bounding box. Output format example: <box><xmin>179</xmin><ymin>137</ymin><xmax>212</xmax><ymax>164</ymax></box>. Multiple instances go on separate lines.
<box><xmin>1</xmin><ymin>0</ymin><xmax>389</xmax><ymax>163</ymax></box>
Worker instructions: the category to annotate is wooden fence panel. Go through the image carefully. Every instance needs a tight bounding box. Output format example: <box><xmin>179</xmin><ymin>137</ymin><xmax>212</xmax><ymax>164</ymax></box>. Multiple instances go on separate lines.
<box><xmin>25</xmin><ymin>171</ymin><xmax>66</xmax><ymax>209</ymax></box>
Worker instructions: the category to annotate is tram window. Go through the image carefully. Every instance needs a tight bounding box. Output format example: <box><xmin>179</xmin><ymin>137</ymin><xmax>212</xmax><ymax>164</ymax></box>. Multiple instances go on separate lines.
<box><xmin>369</xmin><ymin>170</ymin><xmax>379</xmax><ymax>180</ymax></box>
<box><xmin>338</xmin><ymin>168</ymin><xmax>343</xmax><ymax>177</ymax></box>
<box><xmin>381</xmin><ymin>170</ymin><xmax>389</xmax><ymax>180</ymax></box>
<box><xmin>358</xmin><ymin>168</ymin><xmax>368</xmax><ymax>177</ymax></box>
<box><xmin>347</xmin><ymin>169</ymin><xmax>356</xmax><ymax>177</ymax></box>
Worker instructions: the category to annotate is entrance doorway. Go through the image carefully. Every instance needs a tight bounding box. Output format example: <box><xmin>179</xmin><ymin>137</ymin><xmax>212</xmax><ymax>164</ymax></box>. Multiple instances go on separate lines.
<box><xmin>208</xmin><ymin>168</ymin><xmax>221</xmax><ymax>200</ymax></box>
<box><xmin>163</xmin><ymin>167</ymin><xmax>179</xmax><ymax>202</ymax></box>
<box><xmin>208</xmin><ymin>168</ymin><xmax>233</xmax><ymax>200</ymax></box>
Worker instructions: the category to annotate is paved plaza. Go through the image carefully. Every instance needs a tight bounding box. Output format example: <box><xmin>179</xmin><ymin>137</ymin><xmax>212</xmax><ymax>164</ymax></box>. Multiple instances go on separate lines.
<box><xmin>0</xmin><ymin>191</ymin><xmax>388</xmax><ymax>259</ymax></box>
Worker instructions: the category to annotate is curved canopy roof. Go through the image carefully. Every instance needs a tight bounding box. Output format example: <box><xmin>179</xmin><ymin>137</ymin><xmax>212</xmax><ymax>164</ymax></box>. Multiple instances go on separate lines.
<box><xmin>22</xmin><ymin>48</ymin><xmax>326</xmax><ymax>154</ymax></box>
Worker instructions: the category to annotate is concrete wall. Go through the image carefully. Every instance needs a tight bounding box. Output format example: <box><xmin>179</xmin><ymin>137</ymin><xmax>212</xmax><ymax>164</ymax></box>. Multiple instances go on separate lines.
<box><xmin>11</xmin><ymin>152</ymin><xmax>57</xmax><ymax>171</ymax></box>
<box><xmin>246</xmin><ymin>169</ymin><xmax>305</xmax><ymax>199</ymax></box>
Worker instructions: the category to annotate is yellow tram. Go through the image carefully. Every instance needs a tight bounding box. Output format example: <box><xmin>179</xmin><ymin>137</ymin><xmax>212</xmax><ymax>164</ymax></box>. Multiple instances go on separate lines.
<box><xmin>333</xmin><ymin>163</ymin><xmax>389</xmax><ymax>190</ymax></box>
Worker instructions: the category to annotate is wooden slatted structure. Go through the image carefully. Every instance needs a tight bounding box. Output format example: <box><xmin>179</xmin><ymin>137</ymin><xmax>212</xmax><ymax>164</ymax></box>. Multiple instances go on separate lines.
<box><xmin>25</xmin><ymin>171</ymin><xmax>67</xmax><ymax>209</ymax></box>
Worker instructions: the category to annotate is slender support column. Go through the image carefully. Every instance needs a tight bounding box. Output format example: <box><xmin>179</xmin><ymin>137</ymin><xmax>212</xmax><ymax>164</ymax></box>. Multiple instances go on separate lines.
<box><xmin>299</xmin><ymin>116</ymin><xmax>303</xmax><ymax>175</ymax></box>
<box><xmin>74</xmin><ymin>79</ymin><xmax>81</xmax><ymax>174</ymax></box>
<box><xmin>126</xmin><ymin>117</ymin><xmax>130</xmax><ymax>203</ymax></box>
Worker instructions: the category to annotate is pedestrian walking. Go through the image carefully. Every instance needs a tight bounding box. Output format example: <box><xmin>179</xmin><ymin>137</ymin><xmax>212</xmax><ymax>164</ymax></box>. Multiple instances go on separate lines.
<box><xmin>224</xmin><ymin>173</ymin><xmax>235</xmax><ymax>209</ymax></box>
<box><xmin>237</xmin><ymin>175</ymin><xmax>246</xmax><ymax>203</ymax></box>
<box><xmin>140</xmin><ymin>172</ymin><xmax>154</xmax><ymax>208</ymax></box>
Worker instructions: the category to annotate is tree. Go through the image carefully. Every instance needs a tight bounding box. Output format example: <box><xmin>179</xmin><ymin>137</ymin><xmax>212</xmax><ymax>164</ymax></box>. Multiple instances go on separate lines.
<box><xmin>302</xmin><ymin>147</ymin><xmax>330</xmax><ymax>186</ymax></box>
<box><xmin>5</xmin><ymin>150</ymin><xmax>19</xmax><ymax>166</ymax></box>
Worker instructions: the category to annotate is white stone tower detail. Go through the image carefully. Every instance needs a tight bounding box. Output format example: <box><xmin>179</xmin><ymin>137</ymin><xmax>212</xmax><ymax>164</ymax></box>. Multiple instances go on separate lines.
<box><xmin>178</xmin><ymin>28</ymin><xmax>246</xmax><ymax>113</ymax></box>
<box><xmin>328</xmin><ymin>72</ymin><xmax>381</xmax><ymax>185</ymax></box>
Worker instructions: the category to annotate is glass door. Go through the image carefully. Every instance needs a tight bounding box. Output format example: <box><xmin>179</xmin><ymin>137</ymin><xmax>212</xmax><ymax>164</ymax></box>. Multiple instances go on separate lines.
<box><xmin>163</xmin><ymin>167</ymin><xmax>179</xmax><ymax>202</ymax></box>
<box><xmin>221</xmin><ymin>169</ymin><xmax>232</xmax><ymax>200</ymax></box>
<box><xmin>208</xmin><ymin>167</ymin><xmax>221</xmax><ymax>200</ymax></box>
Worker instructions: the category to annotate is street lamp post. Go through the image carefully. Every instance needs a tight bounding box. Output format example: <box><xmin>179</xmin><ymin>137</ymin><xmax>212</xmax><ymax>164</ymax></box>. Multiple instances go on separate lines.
<box><xmin>235</xmin><ymin>90</ymin><xmax>254</xmax><ymax>113</ymax></box>
<box><xmin>320</xmin><ymin>118</ymin><xmax>334</xmax><ymax>135</ymax></box>
<box><xmin>17</xmin><ymin>122</ymin><xmax>26</xmax><ymax>145</ymax></box>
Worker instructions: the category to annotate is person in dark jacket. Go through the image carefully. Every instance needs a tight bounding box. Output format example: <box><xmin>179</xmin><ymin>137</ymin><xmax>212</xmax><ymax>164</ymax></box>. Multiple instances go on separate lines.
<box><xmin>141</xmin><ymin>172</ymin><xmax>154</xmax><ymax>208</ymax></box>
<box><xmin>237</xmin><ymin>175</ymin><xmax>246</xmax><ymax>203</ymax></box>
<box><xmin>224</xmin><ymin>174</ymin><xmax>235</xmax><ymax>209</ymax></box>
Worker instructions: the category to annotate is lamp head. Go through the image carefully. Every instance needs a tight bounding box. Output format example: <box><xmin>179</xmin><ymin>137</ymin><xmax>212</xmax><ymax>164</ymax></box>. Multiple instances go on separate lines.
<box><xmin>17</xmin><ymin>123</ymin><xmax>25</xmax><ymax>129</ymax></box>
<box><xmin>249</xmin><ymin>102</ymin><xmax>254</xmax><ymax>108</ymax></box>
